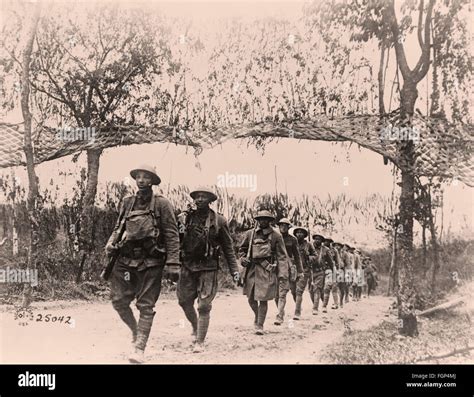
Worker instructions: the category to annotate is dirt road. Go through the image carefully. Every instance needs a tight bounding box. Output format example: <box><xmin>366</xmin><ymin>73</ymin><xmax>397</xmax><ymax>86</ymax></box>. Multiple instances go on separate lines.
<box><xmin>1</xmin><ymin>291</ymin><xmax>392</xmax><ymax>364</ymax></box>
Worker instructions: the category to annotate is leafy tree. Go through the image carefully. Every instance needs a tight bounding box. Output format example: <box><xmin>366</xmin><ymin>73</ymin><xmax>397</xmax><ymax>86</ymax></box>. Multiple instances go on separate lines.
<box><xmin>303</xmin><ymin>0</ymin><xmax>471</xmax><ymax>336</ymax></box>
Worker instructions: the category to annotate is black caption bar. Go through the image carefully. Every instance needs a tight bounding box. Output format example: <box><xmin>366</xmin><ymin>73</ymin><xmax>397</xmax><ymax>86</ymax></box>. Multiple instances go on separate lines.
<box><xmin>0</xmin><ymin>364</ymin><xmax>472</xmax><ymax>396</ymax></box>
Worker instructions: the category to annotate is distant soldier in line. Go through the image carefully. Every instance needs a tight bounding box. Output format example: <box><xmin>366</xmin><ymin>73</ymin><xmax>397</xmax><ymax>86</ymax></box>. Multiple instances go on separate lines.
<box><xmin>239</xmin><ymin>211</ymin><xmax>288</xmax><ymax>335</ymax></box>
<box><xmin>335</xmin><ymin>243</ymin><xmax>351</xmax><ymax>307</ymax></box>
<box><xmin>293</xmin><ymin>227</ymin><xmax>316</xmax><ymax>320</ymax></box>
<box><xmin>342</xmin><ymin>244</ymin><xmax>355</xmax><ymax>302</ymax></box>
<box><xmin>311</xmin><ymin>234</ymin><xmax>334</xmax><ymax>314</ymax></box>
<box><xmin>351</xmin><ymin>247</ymin><xmax>364</xmax><ymax>301</ymax></box>
<box><xmin>323</xmin><ymin>238</ymin><xmax>340</xmax><ymax>310</ymax></box>
<box><xmin>332</xmin><ymin>242</ymin><xmax>348</xmax><ymax>308</ymax></box>
<box><xmin>363</xmin><ymin>257</ymin><xmax>378</xmax><ymax>297</ymax></box>
<box><xmin>105</xmin><ymin>164</ymin><xmax>180</xmax><ymax>363</ymax></box>
<box><xmin>177</xmin><ymin>187</ymin><xmax>241</xmax><ymax>353</ymax></box>
<box><xmin>274</xmin><ymin>218</ymin><xmax>302</xmax><ymax>325</ymax></box>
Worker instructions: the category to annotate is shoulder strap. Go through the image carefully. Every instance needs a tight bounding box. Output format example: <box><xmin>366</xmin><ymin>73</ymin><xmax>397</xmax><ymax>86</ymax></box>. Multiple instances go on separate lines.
<box><xmin>148</xmin><ymin>194</ymin><xmax>156</xmax><ymax>212</ymax></box>
<box><xmin>149</xmin><ymin>194</ymin><xmax>160</xmax><ymax>237</ymax></box>
<box><xmin>205</xmin><ymin>210</ymin><xmax>220</xmax><ymax>233</ymax></box>
<box><xmin>124</xmin><ymin>196</ymin><xmax>136</xmax><ymax>218</ymax></box>
<box><xmin>269</xmin><ymin>231</ymin><xmax>277</xmax><ymax>261</ymax></box>
<box><xmin>205</xmin><ymin>210</ymin><xmax>212</xmax><ymax>229</ymax></box>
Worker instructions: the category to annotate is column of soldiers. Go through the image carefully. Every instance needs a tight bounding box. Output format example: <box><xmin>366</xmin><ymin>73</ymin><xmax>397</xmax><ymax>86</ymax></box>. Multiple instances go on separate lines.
<box><xmin>105</xmin><ymin>164</ymin><xmax>378</xmax><ymax>363</ymax></box>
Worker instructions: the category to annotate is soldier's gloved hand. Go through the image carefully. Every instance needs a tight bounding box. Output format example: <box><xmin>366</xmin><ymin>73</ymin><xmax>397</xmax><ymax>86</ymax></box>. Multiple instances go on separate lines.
<box><xmin>105</xmin><ymin>242</ymin><xmax>118</xmax><ymax>254</ymax></box>
<box><xmin>297</xmin><ymin>272</ymin><xmax>303</xmax><ymax>280</ymax></box>
<box><xmin>232</xmin><ymin>272</ymin><xmax>243</xmax><ymax>287</ymax></box>
<box><xmin>165</xmin><ymin>264</ymin><xmax>180</xmax><ymax>283</ymax></box>
<box><xmin>241</xmin><ymin>258</ymin><xmax>251</xmax><ymax>267</ymax></box>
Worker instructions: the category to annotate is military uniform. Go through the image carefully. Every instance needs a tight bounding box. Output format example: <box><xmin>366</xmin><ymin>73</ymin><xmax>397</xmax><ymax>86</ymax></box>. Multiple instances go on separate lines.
<box><xmin>311</xmin><ymin>240</ymin><xmax>334</xmax><ymax>313</ymax></box>
<box><xmin>364</xmin><ymin>260</ymin><xmax>378</xmax><ymax>297</ymax></box>
<box><xmin>338</xmin><ymin>246</ymin><xmax>352</xmax><ymax>305</ymax></box>
<box><xmin>107</xmin><ymin>175</ymin><xmax>180</xmax><ymax>361</ymax></box>
<box><xmin>275</xmin><ymin>224</ymin><xmax>302</xmax><ymax>324</ymax></box>
<box><xmin>177</xmin><ymin>205</ymin><xmax>239</xmax><ymax>345</ymax></box>
<box><xmin>294</xmin><ymin>229</ymin><xmax>316</xmax><ymax>319</ymax></box>
<box><xmin>343</xmin><ymin>246</ymin><xmax>355</xmax><ymax>301</ymax></box>
<box><xmin>239</xmin><ymin>212</ymin><xmax>288</xmax><ymax>334</ymax></box>
<box><xmin>282</xmin><ymin>232</ymin><xmax>302</xmax><ymax>299</ymax></box>
<box><xmin>352</xmin><ymin>250</ymin><xmax>364</xmax><ymax>301</ymax></box>
<box><xmin>323</xmin><ymin>241</ymin><xmax>340</xmax><ymax>310</ymax></box>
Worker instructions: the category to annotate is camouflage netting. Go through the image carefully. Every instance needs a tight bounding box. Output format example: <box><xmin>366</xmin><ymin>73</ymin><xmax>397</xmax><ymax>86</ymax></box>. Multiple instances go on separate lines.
<box><xmin>1</xmin><ymin>109</ymin><xmax>473</xmax><ymax>186</ymax></box>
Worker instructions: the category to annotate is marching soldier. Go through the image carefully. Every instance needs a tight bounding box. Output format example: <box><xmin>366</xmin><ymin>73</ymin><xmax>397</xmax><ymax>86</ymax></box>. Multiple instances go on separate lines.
<box><xmin>363</xmin><ymin>257</ymin><xmax>378</xmax><ymax>297</ymax></box>
<box><xmin>177</xmin><ymin>187</ymin><xmax>241</xmax><ymax>353</ymax></box>
<box><xmin>239</xmin><ymin>211</ymin><xmax>288</xmax><ymax>335</ymax></box>
<box><xmin>333</xmin><ymin>242</ymin><xmax>349</xmax><ymax>307</ymax></box>
<box><xmin>323</xmin><ymin>238</ymin><xmax>340</xmax><ymax>310</ymax></box>
<box><xmin>335</xmin><ymin>243</ymin><xmax>352</xmax><ymax>307</ymax></box>
<box><xmin>342</xmin><ymin>244</ymin><xmax>355</xmax><ymax>302</ymax></box>
<box><xmin>274</xmin><ymin>218</ymin><xmax>302</xmax><ymax>325</ymax></box>
<box><xmin>293</xmin><ymin>227</ymin><xmax>316</xmax><ymax>320</ymax></box>
<box><xmin>311</xmin><ymin>234</ymin><xmax>334</xmax><ymax>314</ymax></box>
<box><xmin>351</xmin><ymin>248</ymin><xmax>364</xmax><ymax>301</ymax></box>
<box><xmin>105</xmin><ymin>164</ymin><xmax>180</xmax><ymax>363</ymax></box>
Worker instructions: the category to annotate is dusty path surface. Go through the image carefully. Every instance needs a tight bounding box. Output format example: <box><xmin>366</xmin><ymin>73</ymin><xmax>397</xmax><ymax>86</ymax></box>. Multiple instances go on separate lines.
<box><xmin>1</xmin><ymin>291</ymin><xmax>392</xmax><ymax>364</ymax></box>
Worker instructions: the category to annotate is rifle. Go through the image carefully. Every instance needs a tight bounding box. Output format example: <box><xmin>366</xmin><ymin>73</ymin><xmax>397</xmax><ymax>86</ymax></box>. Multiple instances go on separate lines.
<box><xmin>241</xmin><ymin>221</ymin><xmax>258</xmax><ymax>283</ymax></box>
<box><xmin>100</xmin><ymin>212</ymin><xmax>128</xmax><ymax>281</ymax></box>
<box><xmin>246</xmin><ymin>221</ymin><xmax>257</xmax><ymax>262</ymax></box>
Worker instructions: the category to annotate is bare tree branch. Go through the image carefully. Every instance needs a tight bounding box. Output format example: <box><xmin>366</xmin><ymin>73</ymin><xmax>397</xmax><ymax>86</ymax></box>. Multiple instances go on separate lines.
<box><xmin>378</xmin><ymin>42</ymin><xmax>386</xmax><ymax>114</ymax></box>
<box><xmin>1</xmin><ymin>45</ymin><xmax>22</xmax><ymax>68</ymax></box>
<box><xmin>384</xmin><ymin>0</ymin><xmax>412</xmax><ymax>80</ymax></box>
<box><xmin>413</xmin><ymin>0</ymin><xmax>435</xmax><ymax>83</ymax></box>
<box><xmin>34</xmin><ymin>35</ymin><xmax>82</xmax><ymax>123</ymax></box>
<box><xmin>417</xmin><ymin>0</ymin><xmax>425</xmax><ymax>49</ymax></box>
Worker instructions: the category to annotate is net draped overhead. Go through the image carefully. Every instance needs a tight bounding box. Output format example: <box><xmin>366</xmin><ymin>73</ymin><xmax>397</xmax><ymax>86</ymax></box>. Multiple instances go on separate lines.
<box><xmin>0</xmin><ymin>110</ymin><xmax>472</xmax><ymax>186</ymax></box>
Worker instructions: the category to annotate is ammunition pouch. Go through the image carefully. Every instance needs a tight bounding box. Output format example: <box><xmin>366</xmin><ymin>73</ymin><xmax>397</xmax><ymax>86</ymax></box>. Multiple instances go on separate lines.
<box><xmin>120</xmin><ymin>238</ymin><xmax>165</xmax><ymax>260</ymax></box>
<box><xmin>257</xmin><ymin>258</ymin><xmax>277</xmax><ymax>273</ymax></box>
<box><xmin>120</xmin><ymin>245</ymin><xmax>146</xmax><ymax>259</ymax></box>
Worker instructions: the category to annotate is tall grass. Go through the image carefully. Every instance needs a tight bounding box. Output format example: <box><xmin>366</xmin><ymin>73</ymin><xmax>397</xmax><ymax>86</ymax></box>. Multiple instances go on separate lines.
<box><xmin>0</xmin><ymin>173</ymin><xmax>470</xmax><ymax>302</ymax></box>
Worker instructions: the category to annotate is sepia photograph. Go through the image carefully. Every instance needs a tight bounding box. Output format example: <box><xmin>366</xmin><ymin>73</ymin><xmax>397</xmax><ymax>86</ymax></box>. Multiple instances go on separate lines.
<box><xmin>0</xmin><ymin>0</ymin><xmax>473</xmax><ymax>390</ymax></box>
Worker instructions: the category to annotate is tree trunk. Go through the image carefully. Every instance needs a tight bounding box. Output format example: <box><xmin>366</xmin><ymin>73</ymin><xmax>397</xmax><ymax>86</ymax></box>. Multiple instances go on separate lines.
<box><xmin>388</xmin><ymin>224</ymin><xmax>398</xmax><ymax>296</ymax></box>
<box><xmin>21</xmin><ymin>3</ymin><xmax>41</xmax><ymax>307</ymax></box>
<box><xmin>20</xmin><ymin>2</ymin><xmax>42</xmax><ymax>308</ymax></box>
<box><xmin>422</xmin><ymin>224</ymin><xmax>427</xmax><ymax>271</ymax></box>
<box><xmin>76</xmin><ymin>148</ymin><xmax>102</xmax><ymax>283</ymax></box>
<box><xmin>397</xmin><ymin>80</ymin><xmax>418</xmax><ymax>336</ymax></box>
<box><xmin>429</xmin><ymin>207</ymin><xmax>441</xmax><ymax>293</ymax></box>
<box><xmin>384</xmin><ymin>0</ymin><xmax>435</xmax><ymax>337</ymax></box>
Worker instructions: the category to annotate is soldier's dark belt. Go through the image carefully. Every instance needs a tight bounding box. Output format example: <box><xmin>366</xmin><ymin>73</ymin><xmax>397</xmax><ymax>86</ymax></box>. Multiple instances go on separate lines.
<box><xmin>120</xmin><ymin>247</ymin><xmax>147</xmax><ymax>259</ymax></box>
<box><xmin>120</xmin><ymin>245</ymin><xmax>166</xmax><ymax>260</ymax></box>
<box><xmin>183</xmin><ymin>255</ymin><xmax>215</xmax><ymax>264</ymax></box>
<box><xmin>252</xmin><ymin>257</ymin><xmax>272</xmax><ymax>263</ymax></box>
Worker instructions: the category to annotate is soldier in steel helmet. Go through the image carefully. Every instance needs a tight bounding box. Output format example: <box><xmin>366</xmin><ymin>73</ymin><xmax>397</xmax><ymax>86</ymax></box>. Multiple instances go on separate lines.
<box><xmin>274</xmin><ymin>218</ymin><xmax>302</xmax><ymax>325</ymax></box>
<box><xmin>239</xmin><ymin>210</ymin><xmax>288</xmax><ymax>335</ymax></box>
<box><xmin>177</xmin><ymin>186</ymin><xmax>241</xmax><ymax>352</ymax></box>
<box><xmin>105</xmin><ymin>164</ymin><xmax>180</xmax><ymax>363</ymax></box>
